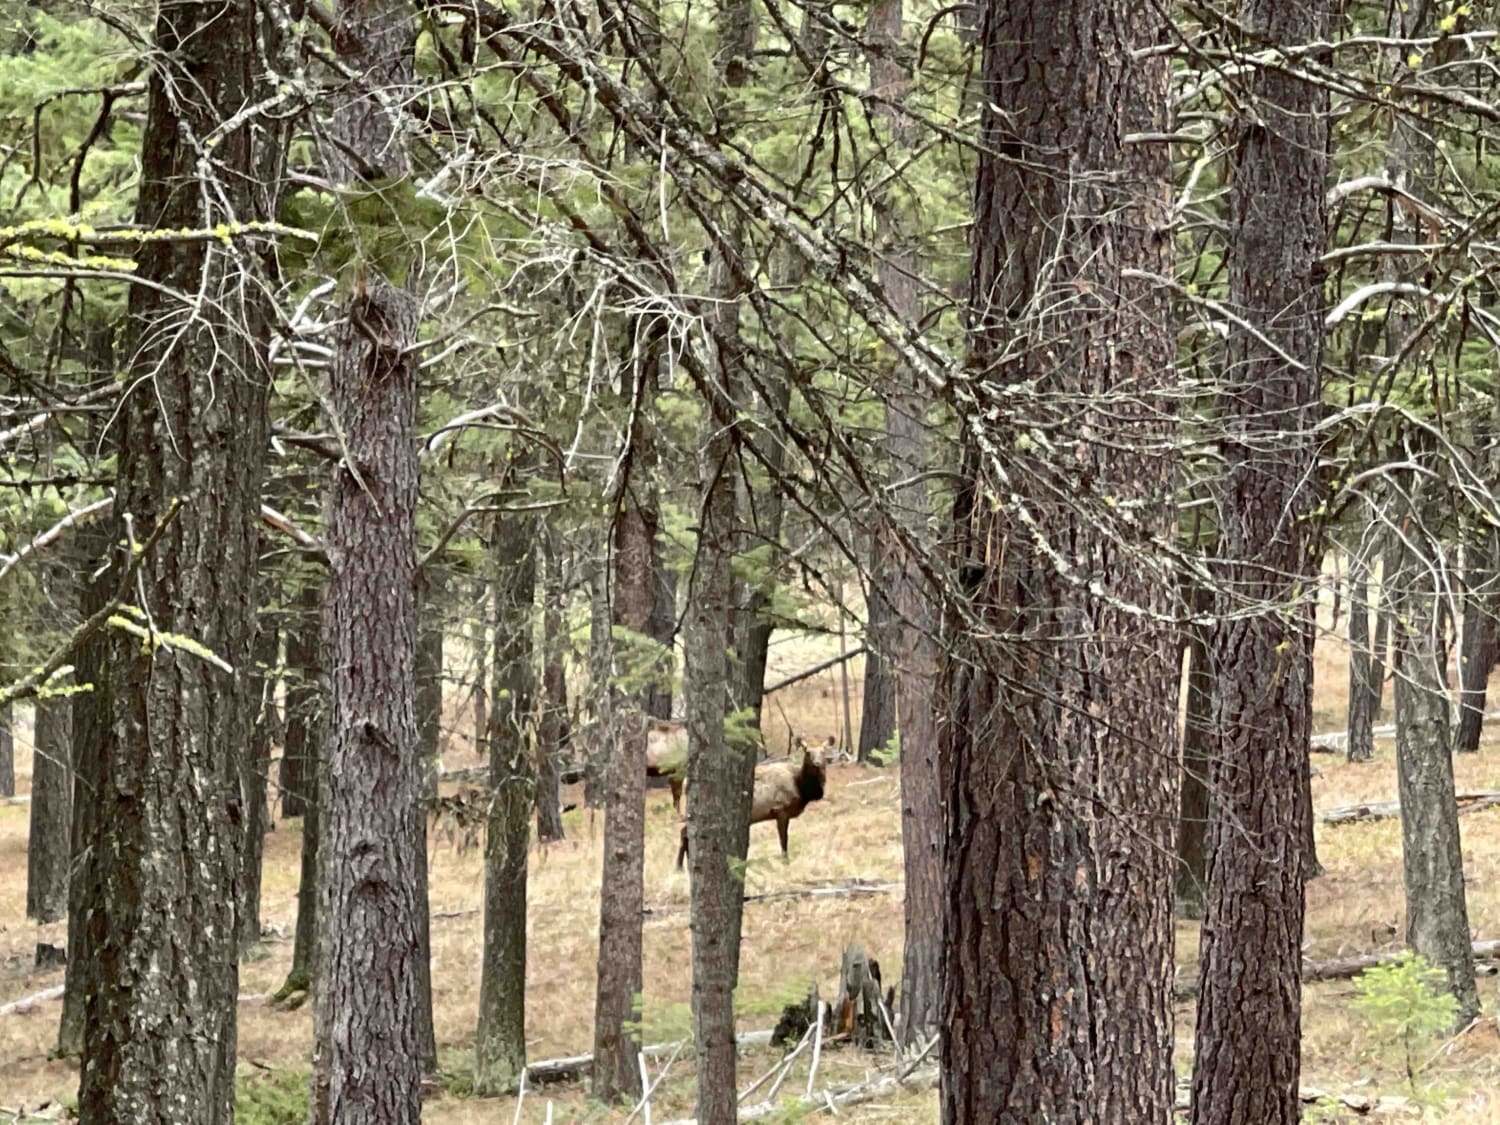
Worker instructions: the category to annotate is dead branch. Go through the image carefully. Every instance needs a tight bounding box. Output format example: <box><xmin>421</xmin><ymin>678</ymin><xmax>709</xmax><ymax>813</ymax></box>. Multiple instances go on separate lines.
<box><xmin>1319</xmin><ymin>791</ymin><xmax>1500</xmax><ymax>825</ymax></box>
<box><xmin>762</xmin><ymin>646</ymin><xmax>868</xmax><ymax>697</ymax></box>
<box><xmin>642</xmin><ymin>880</ymin><xmax>900</xmax><ymax>918</ymax></box>
<box><xmin>524</xmin><ymin>1029</ymin><xmax>775</xmax><ymax>1085</ymax></box>
<box><xmin>1174</xmin><ymin>939</ymin><xmax>1500</xmax><ymax>998</ymax></box>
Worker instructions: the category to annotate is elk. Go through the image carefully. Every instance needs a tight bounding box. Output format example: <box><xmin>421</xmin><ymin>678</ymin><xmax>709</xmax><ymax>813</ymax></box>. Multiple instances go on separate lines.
<box><xmin>675</xmin><ymin>736</ymin><xmax>831</xmax><ymax>870</ymax></box>
<box><xmin>646</xmin><ymin>719</ymin><xmax>688</xmax><ymax>812</ymax></box>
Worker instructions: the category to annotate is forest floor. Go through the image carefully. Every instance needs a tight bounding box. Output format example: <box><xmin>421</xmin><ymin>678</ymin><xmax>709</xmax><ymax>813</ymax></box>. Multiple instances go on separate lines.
<box><xmin>5</xmin><ymin>623</ymin><xmax>1500</xmax><ymax>1121</ymax></box>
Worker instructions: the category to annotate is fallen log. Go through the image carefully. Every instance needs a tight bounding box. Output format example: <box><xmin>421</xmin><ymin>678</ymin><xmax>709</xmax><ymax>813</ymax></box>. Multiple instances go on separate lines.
<box><xmin>1319</xmin><ymin>790</ymin><xmax>1500</xmax><ymax>825</ymax></box>
<box><xmin>1174</xmin><ymin>939</ymin><xmax>1500</xmax><ymax>999</ymax></box>
<box><xmin>524</xmin><ymin>1029</ymin><xmax>775</xmax><ymax>1085</ymax></box>
<box><xmin>0</xmin><ymin>985</ymin><xmax>63</xmax><ymax>1016</ymax></box>
<box><xmin>643</xmin><ymin>880</ymin><xmax>899</xmax><ymax>918</ymax></box>
<box><xmin>662</xmin><ymin>1064</ymin><xmax>941</xmax><ymax>1124</ymax></box>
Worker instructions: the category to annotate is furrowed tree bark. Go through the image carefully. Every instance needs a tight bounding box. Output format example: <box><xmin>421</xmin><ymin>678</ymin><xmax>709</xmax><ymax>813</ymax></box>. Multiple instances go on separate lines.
<box><xmin>1347</xmin><ymin>539</ymin><xmax>1378</xmax><ymax>762</ymax></box>
<box><xmin>591</xmin><ymin>347</ymin><xmax>660</xmax><ymax>1104</ymax></box>
<box><xmin>535</xmin><ymin>522</ymin><xmax>567</xmax><ymax>843</ymax></box>
<box><xmin>416</xmin><ymin>566</ymin><xmax>448</xmax><ymax>794</ymax></box>
<box><xmin>1190</xmin><ymin>2</ymin><xmax>1328</xmax><ymax>1121</ymax></box>
<box><xmin>864</xmin><ymin>0</ymin><xmax>941</xmax><ymax>1047</ymax></box>
<box><xmin>73</xmin><ymin>0</ymin><xmax>277</xmax><ymax>1116</ymax></box>
<box><xmin>942</xmin><ymin>0</ymin><xmax>1179</xmax><ymax>1119</ymax></box>
<box><xmin>1176</xmin><ymin>575</ymin><xmax>1213</xmax><ymax>921</ymax></box>
<box><xmin>476</xmin><ymin>473</ymin><xmax>538</xmax><ymax>1093</ymax></box>
<box><xmin>310</xmin><ymin>0</ymin><xmax>426</xmax><ymax>1119</ymax></box>
<box><xmin>857</xmin><ymin>579</ymin><xmax>896</xmax><ymax>763</ymax></box>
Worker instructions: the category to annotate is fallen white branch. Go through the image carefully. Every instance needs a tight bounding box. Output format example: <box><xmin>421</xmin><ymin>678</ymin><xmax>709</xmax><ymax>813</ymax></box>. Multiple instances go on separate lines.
<box><xmin>524</xmin><ymin>1029</ymin><xmax>774</xmax><ymax>1084</ymax></box>
<box><xmin>0</xmin><ymin>985</ymin><xmax>64</xmax><ymax>1016</ymax></box>
<box><xmin>1320</xmin><ymin>791</ymin><xmax>1500</xmax><ymax>826</ymax></box>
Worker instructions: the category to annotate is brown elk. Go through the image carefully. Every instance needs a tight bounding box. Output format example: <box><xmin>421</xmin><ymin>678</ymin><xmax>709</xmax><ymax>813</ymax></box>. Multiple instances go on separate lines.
<box><xmin>645</xmin><ymin>719</ymin><xmax>687</xmax><ymax>812</ymax></box>
<box><xmin>675</xmin><ymin>736</ymin><xmax>831</xmax><ymax>870</ymax></box>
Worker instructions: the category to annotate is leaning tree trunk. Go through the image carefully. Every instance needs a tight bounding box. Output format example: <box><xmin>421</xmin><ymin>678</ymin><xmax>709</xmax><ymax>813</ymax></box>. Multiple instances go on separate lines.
<box><xmin>1191</xmin><ymin>3</ymin><xmax>1328</xmax><ymax>1122</ymax></box>
<box><xmin>941</xmin><ymin>0</ymin><xmax>1179</xmax><ymax>1119</ymax></box>
<box><xmin>1348</xmin><ymin>537</ymin><xmax>1378</xmax><ymax>762</ymax></box>
<box><xmin>475</xmin><ymin>487</ymin><xmax>538</xmax><ymax>1093</ymax></box>
<box><xmin>535</xmin><ymin>522</ymin><xmax>567</xmax><ymax>843</ymax></box>
<box><xmin>1391</xmin><ymin>510</ymin><xmax>1481</xmax><ymax>1025</ymax></box>
<box><xmin>309</xmin><ymin>1</ymin><xmax>426</xmax><ymax>1119</ymax></box>
<box><xmin>1457</xmin><ymin>525</ymin><xmax>1497</xmax><ymax>754</ymax></box>
<box><xmin>73</xmin><ymin>1</ymin><xmax>278</xmax><ymax>1116</ymax></box>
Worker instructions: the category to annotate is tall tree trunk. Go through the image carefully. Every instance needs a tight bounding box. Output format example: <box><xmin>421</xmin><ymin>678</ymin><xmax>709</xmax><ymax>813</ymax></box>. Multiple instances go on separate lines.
<box><xmin>1391</xmin><ymin>511</ymin><xmax>1481</xmax><ymax>1024</ymax></box>
<box><xmin>857</xmin><ymin>576</ymin><xmax>896</xmax><ymax>763</ymax></box>
<box><xmin>1190</xmin><ymin>3</ymin><xmax>1328</xmax><ymax>1122</ymax></box>
<box><xmin>1348</xmin><ymin>539</ymin><xmax>1378</xmax><ymax>762</ymax></box>
<box><xmin>416</xmin><ymin>568</ymin><xmax>447</xmax><ymax>794</ymax></box>
<box><xmin>28</xmin><ymin>531</ymin><xmax>77</xmax><ymax>929</ymax></box>
<box><xmin>591</xmin><ymin>346</ymin><xmax>661</xmax><ymax>1104</ymax></box>
<box><xmin>240</xmin><ymin>615</ymin><xmax>279</xmax><ymax>956</ymax></box>
<box><xmin>1457</xmin><ymin>526</ymin><xmax>1497</xmax><ymax>754</ymax></box>
<box><xmin>279</xmin><ymin>579</ymin><xmax>321</xmax><ymax>818</ymax></box>
<box><xmin>0</xmin><ymin>702</ymin><xmax>11</xmax><ymax>797</ymax></box>
<box><xmin>476</xmin><ymin>492</ymin><xmax>537</xmax><ymax>1092</ymax></box>
<box><xmin>942</xmin><ymin>0</ymin><xmax>1179</xmax><ymax>1118</ymax></box>
<box><xmin>535</xmin><ymin>523</ymin><xmax>567</xmax><ymax>843</ymax></box>
<box><xmin>74</xmin><ymin>1</ymin><xmax>276</xmax><ymax>1115</ymax></box>
<box><xmin>310</xmin><ymin>1</ymin><xmax>425</xmax><ymax>1118</ymax></box>
<box><xmin>1177</xmin><ymin>576</ymin><xmax>1214</xmax><ymax>921</ymax></box>
<box><xmin>646</xmin><ymin>545</ymin><xmax>677</xmax><ymax>721</ymax></box>
<box><xmin>864</xmin><ymin>0</ymin><xmax>941</xmax><ymax>1046</ymax></box>
<box><xmin>583</xmin><ymin>562</ymin><xmax>613</xmax><ymax>809</ymax></box>
<box><xmin>683</xmin><ymin>4</ymin><xmax>757</xmax><ymax>1119</ymax></box>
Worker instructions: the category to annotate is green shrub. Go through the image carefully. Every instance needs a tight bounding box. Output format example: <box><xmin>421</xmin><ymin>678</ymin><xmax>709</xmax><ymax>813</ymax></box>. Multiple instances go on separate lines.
<box><xmin>236</xmin><ymin>1069</ymin><xmax>309</xmax><ymax>1125</ymax></box>
<box><xmin>1351</xmin><ymin>951</ymin><xmax>1458</xmax><ymax>1098</ymax></box>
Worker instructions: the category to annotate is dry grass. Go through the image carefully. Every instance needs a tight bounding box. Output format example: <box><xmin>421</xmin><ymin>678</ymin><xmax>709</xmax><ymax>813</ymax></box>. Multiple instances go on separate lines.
<box><xmin>4</xmin><ymin>622</ymin><xmax>1500</xmax><ymax>1121</ymax></box>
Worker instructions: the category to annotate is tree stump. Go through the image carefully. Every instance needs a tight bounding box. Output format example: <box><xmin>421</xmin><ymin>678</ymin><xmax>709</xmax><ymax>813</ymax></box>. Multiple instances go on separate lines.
<box><xmin>833</xmin><ymin>942</ymin><xmax>892</xmax><ymax>1049</ymax></box>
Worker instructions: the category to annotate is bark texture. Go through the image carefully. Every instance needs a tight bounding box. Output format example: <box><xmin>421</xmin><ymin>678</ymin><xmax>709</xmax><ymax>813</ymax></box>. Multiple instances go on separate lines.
<box><xmin>1190</xmin><ymin>2</ymin><xmax>1328</xmax><ymax>1121</ymax></box>
<box><xmin>28</xmin><ymin>693</ymin><xmax>72</xmax><ymax>923</ymax></box>
<box><xmin>309</xmin><ymin>1</ymin><xmax>425</xmax><ymax>1119</ymax></box>
<box><xmin>73</xmin><ymin>1</ymin><xmax>277</xmax><ymax>1116</ymax></box>
<box><xmin>941</xmin><ymin>1</ymin><xmax>1179</xmax><ymax>1119</ymax></box>
<box><xmin>279</xmin><ymin>580</ymin><xmax>322</xmax><ymax>818</ymax></box>
<box><xmin>857</xmin><ymin>582</ymin><xmax>896</xmax><ymax>763</ymax></box>
<box><xmin>239</xmin><ymin>617</ymin><xmax>279</xmax><ymax>954</ymax></box>
<box><xmin>476</xmin><ymin>488</ymin><xmax>537</xmax><ymax>1093</ymax></box>
<box><xmin>1391</xmin><ymin>525</ymin><xmax>1481</xmax><ymax>1025</ymax></box>
<box><xmin>590</xmin><ymin>362</ymin><xmax>659</xmax><ymax>1104</ymax></box>
<box><xmin>0</xmin><ymin>703</ymin><xmax>11</xmax><ymax>797</ymax></box>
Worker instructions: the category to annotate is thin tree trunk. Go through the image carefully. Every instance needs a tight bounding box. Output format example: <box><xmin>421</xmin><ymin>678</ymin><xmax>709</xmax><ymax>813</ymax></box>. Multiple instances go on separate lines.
<box><xmin>646</xmin><ymin>546</ymin><xmax>677</xmax><ymax>721</ymax></box>
<box><xmin>28</xmin><ymin>673</ymin><xmax>72</xmax><ymax>925</ymax></box>
<box><xmin>279</xmin><ymin>580</ymin><xmax>321</xmax><ymax>818</ymax></box>
<box><xmin>310</xmin><ymin>2</ymin><xmax>425</xmax><ymax>1118</ymax></box>
<box><xmin>1392</xmin><ymin>514</ymin><xmax>1481</xmax><ymax>1024</ymax></box>
<box><xmin>1348</xmin><ymin>541</ymin><xmax>1378</xmax><ymax>762</ymax></box>
<box><xmin>1177</xmin><ymin>577</ymin><xmax>1213</xmax><ymax>921</ymax></box>
<box><xmin>535</xmin><ymin>523</ymin><xmax>567</xmax><ymax>843</ymax></box>
<box><xmin>1191</xmin><ymin>3</ymin><xmax>1328</xmax><ymax>1121</ymax></box>
<box><xmin>584</xmin><ymin>563</ymin><xmax>613</xmax><ymax>809</ymax></box>
<box><xmin>471</xmin><ymin>594</ymin><xmax>490</xmax><ymax>757</ymax></box>
<box><xmin>864</xmin><ymin>0</ymin><xmax>941</xmax><ymax>1045</ymax></box>
<box><xmin>74</xmin><ymin>2</ymin><xmax>276</xmax><ymax>1115</ymax></box>
<box><xmin>942</xmin><ymin>0</ymin><xmax>1179</xmax><ymax>1118</ymax></box>
<box><xmin>0</xmin><ymin>702</ymin><xmax>11</xmax><ymax>797</ymax></box>
<box><xmin>857</xmin><ymin>577</ymin><xmax>896</xmax><ymax>764</ymax></box>
<box><xmin>417</xmin><ymin>568</ymin><xmax>447</xmax><ymax>795</ymax></box>
<box><xmin>475</xmin><ymin>492</ymin><xmax>537</xmax><ymax>1092</ymax></box>
<box><xmin>591</xmin><ymin>339</ymin><xmax>661</xmax><ymax>1103</ymax></box>
<box><xmin>240</xmin><ymin>615</ymin><xmax>279</xmax><ymax>956</ymax></box>
<box><xmin>1457</xmin><ymin>526</ymin><xmax>1497</xmax><ymax>754</ymax></box>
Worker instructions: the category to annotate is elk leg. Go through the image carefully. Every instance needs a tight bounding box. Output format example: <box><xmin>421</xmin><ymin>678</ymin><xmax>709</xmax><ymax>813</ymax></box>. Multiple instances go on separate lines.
<box><xmin>676</xmin><ymin>824</ymin><xmax>689</xmax><ymax>870</ymax></box>
<box><xmin>671</xmin><ymin>776</ymin><xmax>683</xmax><ymax>814</ymax></box>
<box><xmin>778</xmin><ymin>814</ymin><xmax>789</xmax><ymax>860</ymax></box>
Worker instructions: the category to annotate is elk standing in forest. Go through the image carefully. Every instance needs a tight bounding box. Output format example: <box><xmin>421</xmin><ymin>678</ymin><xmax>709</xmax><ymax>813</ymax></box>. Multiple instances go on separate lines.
<box><xmin>646</xmin><ymin>719</ymin><xmax>688</xmax><ymax>812</ymax></box>
<box><xmin>675</xmin><ymin>737</ymin><xmax>830</xmax><ymax>869</ymax></box>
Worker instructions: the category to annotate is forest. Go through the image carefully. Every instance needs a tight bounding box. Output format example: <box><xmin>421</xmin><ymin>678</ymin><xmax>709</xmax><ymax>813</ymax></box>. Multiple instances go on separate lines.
<box><xmin>2</xmin><ymin>0</ymin><xmax>1500</xmax><ymax>1121</ymax></box>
